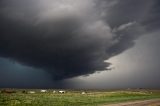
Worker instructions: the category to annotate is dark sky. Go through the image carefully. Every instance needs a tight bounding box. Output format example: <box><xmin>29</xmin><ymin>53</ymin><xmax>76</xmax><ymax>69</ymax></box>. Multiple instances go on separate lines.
<box><xmin>0</xmin><ymin>0</ymin><xmax>160</xmax><ymax>89</ymax></box>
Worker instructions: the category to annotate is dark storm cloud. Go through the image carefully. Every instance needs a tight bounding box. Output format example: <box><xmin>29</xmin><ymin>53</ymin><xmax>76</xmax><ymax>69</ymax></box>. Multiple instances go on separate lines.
<box><xmin>0</xmin><ymin>57</ymin><xmax>71</xmax><ymax>88</ymax></box>
<box><xmin>144</xmin><ymin>0</ymin><xmax>160</xmax><ymax>31</ymax></box>
<box><xmin>0</xmin><ymin>0</ymin><xmax>158</xmax><ymax>80</ymax></box>
<box><xmin>104</xmin><ymin>0</ymin><xmax>153</xmax><ymax>27</ymax></box>
<box><xmin>104</xmin><ymin>0</ymin><xmax>160</xmax><ymax>31</ymax></box>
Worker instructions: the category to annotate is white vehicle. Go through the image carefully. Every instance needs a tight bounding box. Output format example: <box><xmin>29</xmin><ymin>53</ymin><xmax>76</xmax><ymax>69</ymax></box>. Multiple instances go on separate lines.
<box><xmin>59</xmin><ymin>90</ymin><xmax>65</xmax><ymax>93</ymax></box>
<box><xmin>29</xmin><ymin>91</ymin><xmax>35</xmax><ymax>94</ymax></box>
<box><xmin>81</xmin><ymin>92</ymin><xmax>86</xmax><ymax>94</ymax></box>
<box><xmin>40</xmin><ymin>90</ymin><xmax>47</xmax><ymax>93</ymax></box>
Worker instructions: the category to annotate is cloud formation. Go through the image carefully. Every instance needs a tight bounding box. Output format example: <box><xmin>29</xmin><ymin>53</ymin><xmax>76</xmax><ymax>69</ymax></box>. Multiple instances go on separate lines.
<box><xmin>0</xmin><ymin>0</ymin><xmax>157</xmax><ymax>80</ymax></box>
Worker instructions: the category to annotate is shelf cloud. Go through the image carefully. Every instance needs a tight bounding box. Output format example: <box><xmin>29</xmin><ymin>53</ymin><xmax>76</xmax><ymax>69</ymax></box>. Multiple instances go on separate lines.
<box><xmin>0</xmin><ymin>0</ymin><xmax>158</xmax><ymax>80</ymax></box>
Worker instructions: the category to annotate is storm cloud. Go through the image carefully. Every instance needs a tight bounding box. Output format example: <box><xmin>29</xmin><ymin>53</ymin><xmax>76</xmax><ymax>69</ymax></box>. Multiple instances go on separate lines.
<box><xmin>0</xmin><ymin>0</ymin><xmax>157</xmax><ymax>80</ymax></box>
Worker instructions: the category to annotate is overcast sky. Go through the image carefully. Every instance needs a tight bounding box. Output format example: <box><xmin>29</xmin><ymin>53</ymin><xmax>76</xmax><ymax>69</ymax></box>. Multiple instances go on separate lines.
<box><xmin>0</xmin><ymin>0</ymin><xmax>160</xmax><ymax>89</ymax></box>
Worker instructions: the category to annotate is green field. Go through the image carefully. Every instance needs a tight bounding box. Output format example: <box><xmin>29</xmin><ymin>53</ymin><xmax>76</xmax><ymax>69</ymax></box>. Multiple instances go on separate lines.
<box><xmin>0</xmin><ymin>89</ymin><xmax>160</xmax><ymax>106</ymax></box>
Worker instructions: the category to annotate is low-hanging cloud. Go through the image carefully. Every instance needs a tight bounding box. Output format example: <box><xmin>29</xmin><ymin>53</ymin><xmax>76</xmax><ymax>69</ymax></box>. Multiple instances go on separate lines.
<box><xmin>0</xmin><ymin>0</ymin><xmax>157</xmax><ymax>80</ymax></box>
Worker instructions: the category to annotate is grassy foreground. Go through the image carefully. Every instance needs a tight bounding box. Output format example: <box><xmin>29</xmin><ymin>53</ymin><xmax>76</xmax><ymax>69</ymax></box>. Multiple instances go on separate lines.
<box><xmin>0</xmin><ymin>89</ymin><xmax>160</xmax><ymax>106</ymax></box>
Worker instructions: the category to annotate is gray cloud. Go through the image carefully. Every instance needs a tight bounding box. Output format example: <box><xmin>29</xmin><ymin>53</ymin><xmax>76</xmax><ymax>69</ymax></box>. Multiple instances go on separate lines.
<box><xmin>71</xmin><ymin>30</ymin><xmax>160</xmax><ymax>89</ymax></box>
<box><xmin>0</xmin><ymin>0</ymin><xmax>158</xmax><ymax>80</ymax></box>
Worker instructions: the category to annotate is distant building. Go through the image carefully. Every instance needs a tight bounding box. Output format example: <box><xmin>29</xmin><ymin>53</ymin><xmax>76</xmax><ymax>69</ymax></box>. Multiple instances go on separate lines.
<box><xmin>1</xmin><ymin>89</ymin><xmax>16</xmax><ymax>94</ymax></box>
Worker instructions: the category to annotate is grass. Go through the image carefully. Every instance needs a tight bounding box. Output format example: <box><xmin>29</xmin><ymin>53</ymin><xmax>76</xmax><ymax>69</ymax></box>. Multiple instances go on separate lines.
<box><xmin>0</xmin><ymin>89</ymin><xmax>160</xmax><ymax>106</ymax></box>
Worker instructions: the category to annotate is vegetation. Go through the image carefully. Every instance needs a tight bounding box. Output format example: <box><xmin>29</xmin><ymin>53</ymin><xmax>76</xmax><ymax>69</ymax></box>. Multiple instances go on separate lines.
<box><xmin>0</xmin><ymin>89</ymin><xmax>160</xmax><ymax>106</ymax></box>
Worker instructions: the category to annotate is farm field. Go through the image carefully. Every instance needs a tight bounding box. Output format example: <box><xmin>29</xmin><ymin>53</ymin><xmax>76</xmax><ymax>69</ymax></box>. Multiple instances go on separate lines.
<box><xmin>0</xmin><ymin>89</ymin><xmax>160</xmax><ymax>106</ymax></box>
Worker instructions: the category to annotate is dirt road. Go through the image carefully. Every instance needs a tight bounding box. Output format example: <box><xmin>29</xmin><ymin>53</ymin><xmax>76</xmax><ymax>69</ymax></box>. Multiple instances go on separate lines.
<box><xmin>102</xmin><ymin>99</ymin><xmax>160</xmax><ymax>106</ymax></box>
